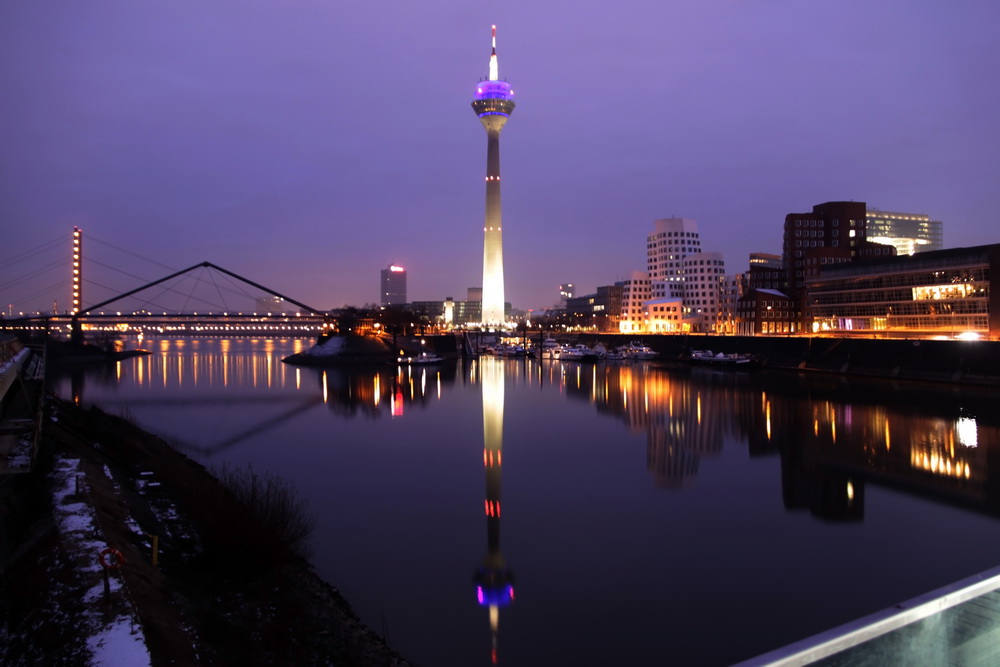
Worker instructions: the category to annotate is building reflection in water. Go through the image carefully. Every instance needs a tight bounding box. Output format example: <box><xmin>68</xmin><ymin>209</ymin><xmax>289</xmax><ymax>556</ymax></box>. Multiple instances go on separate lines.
<box><xmin>550</xmin><ymin>359</ymin><xmax>1000</xmax><ymax>520</ymax></box>
<box><xmin>773</xmin><ymin>386</ymin><xmax>998</xmax><ymax>521</ymax></box>
<box><xmin>563</xmin><ymin>363</ymin><xmax>735</xmax><ymax>489</ymax></box>
<box><xmin>59</xmin><ymin>338</ymin><xmax>1000</xmax><ymax>526</ymax></box>
<box><xmin>472</xmin><ymin>357</ymin><xmax>514</xmax><ymax>665</ymax></box>
<box><xmin>317</xmin><ymin>361</ymin><xmax>454</xmax><ymax>419</ymax></box>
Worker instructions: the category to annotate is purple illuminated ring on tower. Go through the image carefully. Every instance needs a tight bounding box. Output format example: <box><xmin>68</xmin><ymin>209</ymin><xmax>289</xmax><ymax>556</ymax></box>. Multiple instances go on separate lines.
<box><xmin>474</xmin><ymin>80</ymin><xmax>514</xmax><ymax>101</ymax></box>
<box><xmin>472</xmin><ymin>80</ymin><xmax>516</xmax><ymax>118</ymax></box>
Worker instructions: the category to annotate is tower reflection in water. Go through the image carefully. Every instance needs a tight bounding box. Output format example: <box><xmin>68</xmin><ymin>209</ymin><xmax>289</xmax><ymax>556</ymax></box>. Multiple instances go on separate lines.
<box><xmin>472</xmin><ymin>357</ymin><xmax>513</xmax><ymax>665</ymax></box>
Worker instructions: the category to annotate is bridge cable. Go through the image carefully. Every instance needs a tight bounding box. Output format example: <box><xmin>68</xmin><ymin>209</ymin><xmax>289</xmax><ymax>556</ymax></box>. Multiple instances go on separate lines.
<box><xmin>218</xmin><ymin>268</ymin><xmax>261</xmax><ymax>307</ymax></box>
<box><xmin>6</xmin><ymin>280</ymin><xmax>69</xmax><ymax>312</ymax></box>
<box><xmin>86</xmin><ymin>235</ymin><xmax>178</xmax><ymax>274</ymax></box>
<box><xmin>0</xmin><ymin>258</ymin><xmax>66</xmax><ymax>291</ymax></box>
<box><xmin>82</xmin><ymin>279</ymin><xmax>174</xmax><ymax>314</ymax></box>
<box><xmin>210</xmin><ymin>268</ymin><xmax>263</xmax><ymax>310</ymax></box>
<box><xmin>207</xmin><ymin>269</ymin><xmax>230</xmax><ymax>313</ymax></box>
<box><xmin>144</xmin><ymin>272</ymin><xmax>235</xmax><ymax>314</ymax></box>
<box><xmin>0</xmin><ymin>236</ymin><xmax>64</xmax><ymax>270</ymax></box>
<box><xmin>85</xmin><ymin>258</ymin><xmax>193</xmax><ymax>311</ymax></box>
<box><xmin>83</xmin><ymin>260</ymin><xmax>243</xmax><ymax>313</ymax></box>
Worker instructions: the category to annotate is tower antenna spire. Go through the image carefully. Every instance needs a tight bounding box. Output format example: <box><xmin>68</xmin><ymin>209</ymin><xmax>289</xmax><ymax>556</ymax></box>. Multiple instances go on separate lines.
<box><xmin>488</xmin><ymin>25</ymin><xmax>499</xmax><ymax>81</ymax></box>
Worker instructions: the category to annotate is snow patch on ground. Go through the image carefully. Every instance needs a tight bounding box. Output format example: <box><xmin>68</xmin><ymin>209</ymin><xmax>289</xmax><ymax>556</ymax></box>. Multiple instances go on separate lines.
<box><xmin>304</xmin><ymin>337</ymin><xmax>346</xmax><ymax>357</ymax></box>
<box><xmin>87</xmin><ymin>617</ymin><xmax>150</xmax><ymax>666</ymax></box>
<box><xmin>51</xmin><ymin>456</ymin><xmax>151</xmax><ymax>667</ymax></box>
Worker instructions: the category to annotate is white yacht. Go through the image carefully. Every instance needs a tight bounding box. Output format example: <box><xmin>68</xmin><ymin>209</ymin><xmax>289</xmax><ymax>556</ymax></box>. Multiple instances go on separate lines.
<box><xmin>537</xmin><ymin>337</ymin><xmax>561</xmax><ymax>360</ymax></box>
<box><xmin>560</xmin><ymin>344</ymin><xmax>599</xmax><ymax>362</ymax></box>
<box><xmin>620</xmin><ymin>342</ymin><xmax>659</xmax><ymax>360</ymax></box>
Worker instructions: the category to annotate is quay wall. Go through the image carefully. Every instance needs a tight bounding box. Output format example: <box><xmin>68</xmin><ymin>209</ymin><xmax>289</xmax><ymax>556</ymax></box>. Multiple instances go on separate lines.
<box><xmin>576</xmin><ymin>334</ymin><xmax>1000</xmax><ymax>387</ymax></box>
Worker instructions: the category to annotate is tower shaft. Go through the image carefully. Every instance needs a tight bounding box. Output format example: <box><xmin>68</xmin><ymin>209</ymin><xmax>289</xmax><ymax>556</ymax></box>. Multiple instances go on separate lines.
<box><xmin>482</xmin><ymin>128</ymin><xmax>505</xmax><ymax>325</ymax></box>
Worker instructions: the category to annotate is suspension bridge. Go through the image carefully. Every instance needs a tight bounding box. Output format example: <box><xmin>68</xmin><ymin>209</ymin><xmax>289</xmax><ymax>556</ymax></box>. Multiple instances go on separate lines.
<box><xmin>1</xmin><ymin>228</ymin><xmax>330</xmax><ymax>341</ymax></box>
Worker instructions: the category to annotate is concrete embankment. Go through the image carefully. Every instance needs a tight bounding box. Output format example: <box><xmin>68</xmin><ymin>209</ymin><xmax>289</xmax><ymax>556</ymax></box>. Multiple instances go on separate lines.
<box><xmin>576</xmin><ymin>334</ymin><xmax>1000</xmax><ymax>387</ymax></box>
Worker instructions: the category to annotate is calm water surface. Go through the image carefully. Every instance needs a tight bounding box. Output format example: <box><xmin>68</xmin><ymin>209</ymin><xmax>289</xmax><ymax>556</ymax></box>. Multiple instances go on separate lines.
<box><xmin>52</xmin><ymin>336</ymin><xmax>1000</xmax><ymax>666</ymax></box>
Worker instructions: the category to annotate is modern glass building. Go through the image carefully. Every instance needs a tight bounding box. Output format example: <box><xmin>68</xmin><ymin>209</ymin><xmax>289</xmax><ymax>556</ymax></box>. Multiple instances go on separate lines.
<box><xmin>865</xmin><ymin>209</ymin><xmax>944</xmax><ymax>256</ymax></box>
<box><xmin>808</xmin><ymin>244</ymin><xmax>1000</xmax><ymax>339</ymax></box>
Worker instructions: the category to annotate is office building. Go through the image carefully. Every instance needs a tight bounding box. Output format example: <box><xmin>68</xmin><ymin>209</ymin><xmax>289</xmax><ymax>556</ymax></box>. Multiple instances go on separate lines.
<box><xmin>808</xmin><ymin>244</ymin><xmax>1000</xmax><ymax>339</ymax></box>
<box><xmin>783</xmin><ymin>201</ymin><xmax>895</xmax><ymax>330</ymax></box>
<box><xmin>380</xmin><ymin>264</ymin><xmax>407</xmax><ymax>306</ymax></box>
<box><xmin>865</xmin><ymin>209</ymin><xmax>943</xmax><ymax>256</ymax></box>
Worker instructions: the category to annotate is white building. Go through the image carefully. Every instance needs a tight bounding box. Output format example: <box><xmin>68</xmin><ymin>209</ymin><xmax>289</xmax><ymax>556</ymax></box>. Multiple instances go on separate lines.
<box><xmin>644</xmin><ymin>218</ymin><xmax>726</xmax><ymax>332</ymax></box>
<box><xmin>618</xmin><ymin>271</ymin><xmax>652</xmax><ymax>333</ymax></box>
<box><xmin>681</xmin><ymin>252</ymin><xmax>726</xmax><ymax>332</ymax></box>
<box><xmin>647</xmin><ymin>217</ymin><xmax>702</xmax><ymax>299</ymax></box>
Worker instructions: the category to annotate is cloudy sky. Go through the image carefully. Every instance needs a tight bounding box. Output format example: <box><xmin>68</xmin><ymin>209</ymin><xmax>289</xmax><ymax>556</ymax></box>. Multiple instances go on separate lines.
<box><xmin>2</xmin><ymin>1</ymin><xmax>997</xmax><ymax>313</ymax></box>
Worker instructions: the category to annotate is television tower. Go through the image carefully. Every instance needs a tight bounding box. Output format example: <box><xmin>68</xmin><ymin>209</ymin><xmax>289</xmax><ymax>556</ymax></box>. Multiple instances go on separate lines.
<box><xmin>472</xmin><ymin>25</ymin><xmax>515</xmax><ymax>327</ymax></box>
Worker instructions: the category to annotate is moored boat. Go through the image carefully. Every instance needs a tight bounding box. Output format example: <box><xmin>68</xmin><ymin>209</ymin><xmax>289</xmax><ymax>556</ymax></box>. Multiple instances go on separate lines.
<box><xmin>620</xmin><ymin>341</ymin><xmax>659</xmax><ymax>360</ymax></box>
<box><xmin>687</xmin><ymin>349</ymin><xmax>755</xmax><ymax>367</ymax></box>
<box><xmin>495</xmin><ymin>343</ymin><xmax>529</xmax><ymax>358</ymax></box>
<box><xmin>560</xmin><ymin>344</ymin><xmax>600</xmax><ymax>362</ymax></box>
<box><xmin>397</xmin><ymin>351</ymin><xmax>445</xmax><ymax>365</ymax></box>
<box><xmin>536</xmin><ymin>337</ymin><xmax>562</xmax><ymax>360</ymax></box>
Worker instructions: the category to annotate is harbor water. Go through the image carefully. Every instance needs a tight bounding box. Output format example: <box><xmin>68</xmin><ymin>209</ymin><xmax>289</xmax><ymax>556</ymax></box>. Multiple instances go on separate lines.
<box><xmin>50</xmin><ymin>336</ymin><xmax>1000</xmax><ymax>666</ymax></box>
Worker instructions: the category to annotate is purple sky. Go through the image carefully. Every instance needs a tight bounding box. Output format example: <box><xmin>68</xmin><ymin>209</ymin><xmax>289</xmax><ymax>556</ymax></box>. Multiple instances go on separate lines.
<box><xmin>2</xmin><ymin>1</ymin><xmax>998</xmax><ymax>314</ymax></box>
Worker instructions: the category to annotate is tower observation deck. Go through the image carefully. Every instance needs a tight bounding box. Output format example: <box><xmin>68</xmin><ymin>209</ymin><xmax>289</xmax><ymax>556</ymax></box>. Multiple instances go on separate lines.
<box><xmin>472</xmin><ymin>25</ymin><xmax>515</xmax><ymax>326</ymax></box>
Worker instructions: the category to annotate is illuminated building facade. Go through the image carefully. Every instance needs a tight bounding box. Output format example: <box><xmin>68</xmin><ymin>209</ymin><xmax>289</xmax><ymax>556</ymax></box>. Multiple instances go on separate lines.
<box><xmin>643</xmin><ymin>218</ymin><xmax>726</xmax><ymax>332</ymax></box>
<box><xmin>618</xmin><ymin>271</ymin><xmax>652</xmax><ymax>333</ymax></box>
<box><xmin>865</xmin><ymin>209</ymin><xmax>943</xmax><ymax>256</ymax></box>
<box><xmin>681</xmin><ymin>252</ymin><xmax>726</xmax><ymax>331</ymax></box>
<box><xmin>559</xmin><ymin>283</ymin><xmax>575</xmax><ymax>304</ymax></box>
<box><xmin>565</xmin><ymin>283</ymin><xmax>622</xmax><ymax>332</ymax></box>
<box><xmin>783</xmin><ymin>201</ymin><xmax>896</xmax><ymax>331</ymax></box>
<box><xmin>736</xmin><ymin>288</ymin><xmax>797</xmax><ymax>336</ymax></box>
<box><xmin>472</xmin><ymin>26</ymin><xmax>515</xmax><ymax>326</ymax></box>
<box><xmin>717</xmin><ymin>272</ymin><xmax>749</xmax><ymax>335</ymax></box>
<box><xmin>808</xmin><ymin>244</ymin><xmax>1000</xmax><ymax>339</ymax></box>
<box><xmin>380</xmin><ymin>264</ymin><xmax>407</xmax><ymax>306</ymax></box>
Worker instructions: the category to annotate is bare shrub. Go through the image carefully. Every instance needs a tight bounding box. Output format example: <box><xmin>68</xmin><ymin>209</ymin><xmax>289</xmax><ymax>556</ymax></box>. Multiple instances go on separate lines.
<box><xmin>189</xmin><ymin>464</ymin><xmax>316</xmax><ymax>574</ymax></box>
<box><xmin>216</xmin><ymin>465</ymin><xmax>315</xmax><ymax>559</ymax></box>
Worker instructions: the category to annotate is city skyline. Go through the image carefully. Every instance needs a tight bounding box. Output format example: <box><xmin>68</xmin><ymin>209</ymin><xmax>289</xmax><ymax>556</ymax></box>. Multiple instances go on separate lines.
<box><xmin>1</xmin><ymin>2</ymin><xmax>997</xmax><ymax>313</ymax></box>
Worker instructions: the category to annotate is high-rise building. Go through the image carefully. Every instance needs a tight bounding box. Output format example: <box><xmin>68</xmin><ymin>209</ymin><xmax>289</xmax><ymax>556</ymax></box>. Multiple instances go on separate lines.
<box><xmin>645</xmin><ymin>218</ymin><xmax>725</xmax><ymax>332</ymax></box>
<box><xmin>681</xmin><ymin>252</ymin><xmax>726</xmax><ymax>330</ymax></box>
<box><xmin>380</xmin><ymin>264</ymin><xmax>407</xmax><ymax>306</ymax></box>
<box><xmin>865</xmin><ymin>209</ymin><xmax>943</xmax><ymax>256</ymax></box>
<box><xmin>472</xmin><ymin>25</ymin><xmax>516</xmax><ymax>326</ymax></box>
<box><xmin>559</xmin><ymin>283</ymin><xmax>575</xmax><ymax>304</ymax></box>
<box><xmin>782</xmin><ymin>201</ymin><xmax>895</xmax><ymax>330</ymax></box>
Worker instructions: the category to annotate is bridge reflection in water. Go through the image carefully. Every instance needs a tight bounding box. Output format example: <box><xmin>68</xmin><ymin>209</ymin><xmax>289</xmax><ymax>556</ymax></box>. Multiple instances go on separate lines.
<box><xmin>49</xmin><ymin>337</ymin><xmax>1000</xmax><ymax>665</ymax></box>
